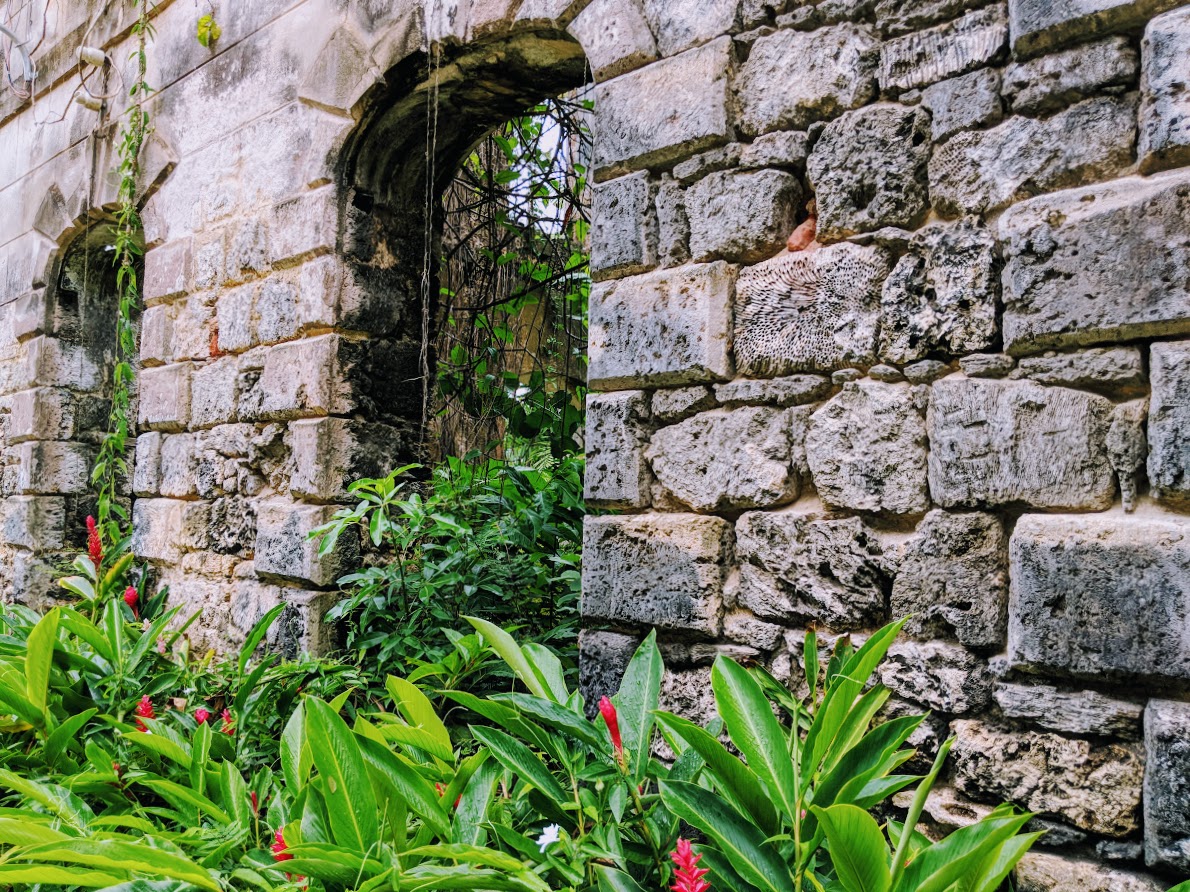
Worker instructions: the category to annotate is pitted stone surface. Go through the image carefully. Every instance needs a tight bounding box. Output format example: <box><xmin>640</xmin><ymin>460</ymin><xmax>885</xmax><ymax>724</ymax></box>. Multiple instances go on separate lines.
<box><xmin>734</xmin><ymin>243</ymin><xmax>888</xmax><ymax>376</ymax></box>
<box><xmin>686</xmin><ymin>169</ymin><xmax>801</xmax><ymax>264</ymax></box>
<box><xmin>647</xmin><ymin>406</ymin><xmax>799</xmax><ymax>512</ymax></box>
<box><xmin>589</xmin><ymin>262</ymin><xmax>734</xmax><ymax>390</ymax></box>
<box><xmin>590</xmin><ymin>171</ymin><xmax>658</xmax><ymax>280</ymax></box>
<box><xmin>880</xmin><ymin>640</ymin><xmax>992</xmax><ymax>714</ymax></box>
<box><xmin>640</xmin><ymin>0</ymin><xmax>739</xmax><ymax>57</ymax></box>
<box><xmin>1148</xmin><ymin>340</ymin><xmax>1190</xmax><ymax>508</ymax></box>
<box><xmin>875</xmin><ymin>0</ymin><xmax>998</xmax><ymax>37</ymax></box>
<box><xmin>892</xmin><ymin>510</ymin><xmax>1007</xmax><ymax>649</ymax></box>
<box><xmin>567</xmin><ymin>0</ymin><xmax>657</xmax><ymax>82</ymax></box>
<box><xmin>585</xmin><ymin>390</ymin><xmax>652</xmax><ymax>508</ymax></box>
<box><xmin>735</xmin><ymin>504</ymin><xmax>889</xmax><ymax>630</ymax></box>
<box><xmin>650</xmin><ymin>386</ymin><xmax>716</xmax><ymax>423</ymax></box>
<box><xmin>578</xmin><ymin>629</ymin><xmax>640</xmax><ymax>713</ymax></box>
<box><xmin>1014</xmin><ymin>347</ymin><xmax>1146</xmax><ymax>395</ymax></box>
<box><xmin>878</xmin><ymin>5</ymin><xmax>1007</xmax><ymax>92</ymax></box>
<box><xmin>880</xmin><ymin>217</ymin><xmax>999</xmax><ymax>363</ymax></box>
<box><xmin>930</xmin><ymin>95</ymin><xmax>1137</xmax><ymax>216</ymax></box>
<box><xmin>1144</xmin><ymin>699</ymin><xmax>1190</xmax><ymax>872</ymax></box>
<box><xmin>1008</xmin><ymin>512</ymin><xmax>1190</xmax><ymax>682</ymax></box>
<box><xmin>1008</xmin><ymin>0</ymin><xmax>1186</xmax><ymax>57</ymax></box>
<box><xmin>1140</xmin><ymin>6</ymin><xmax>1190</xmax><ymax>173</ymax></box>
<box><xmin>714</xmin><ymin>375</ymin><xmax>832</xmax><ymax>407</ymax></box>
<box><xmin>582</xmin><ymin>514</ymin><xmax>732</xmax><ymax>637</ymax></box>
<box><xmin>1000</xmin><ymin>170</ymin><xmax>1190</xmax><ymax>353</ymax></box>
<box><xmin>927</xmin><ymin>378</ymin><xmax>1114</xmax><ymax>511</ymax></box>
<box><xmin>994</xmin><ymin>682</ymin><xmax>1142</xmax><ymax>738</ymax></box>
<box><xmin>254</xmin><ymin>500</ymin><xmax>357</xmax><ymax>589</ymax></box>
<box><xmin>807</xmin><ymin>381</ymin><xmax>930</xmax><ymax>515</ymax></box>
<box><xmin>1107</xmin><ymin>399</ymin><xmax>1149</xmax><ymax>513</ymax></box>
<box><xmin>1003</xmin><ymin>36</ymin><xmax>1137</xmax><ymax>115</ymax></box>
<box><xmin>952</xmin><ymin>719</ymin><xmax>1144</xmax><ymax>837</ymax></box>
<box><xmin>735</xmin><ymin>24</ymin><xmax>878</xmax><ymax>135</ymax></box>
<box><xmin>808</xmin><ymin>104</ymin><xmax>931</xmax><ymax>239</ymax></box>
<box><xmin>920</xmin><ymin>68</ymin><xmax>1003</xmax><ymax>142</ymax></box>
<box><xmin>1013</xmin><ymin>853</ymin><xmax>1165</xmax><ymax>892</ymax></box>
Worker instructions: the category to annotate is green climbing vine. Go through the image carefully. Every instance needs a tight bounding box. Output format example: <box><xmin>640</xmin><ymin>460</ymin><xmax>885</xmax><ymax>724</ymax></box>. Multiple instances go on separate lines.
<box><xmin>91</xmin><ymin>0</ymin><xmax>152</xmax><ymax>548</ymax></box>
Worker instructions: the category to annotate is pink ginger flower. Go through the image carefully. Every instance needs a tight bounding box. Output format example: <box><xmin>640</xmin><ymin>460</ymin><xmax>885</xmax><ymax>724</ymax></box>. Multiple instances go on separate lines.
<box><xmin>670</xmin><ymin>838</ymin><xmax>710</xmax><ymax>892</ymax></box>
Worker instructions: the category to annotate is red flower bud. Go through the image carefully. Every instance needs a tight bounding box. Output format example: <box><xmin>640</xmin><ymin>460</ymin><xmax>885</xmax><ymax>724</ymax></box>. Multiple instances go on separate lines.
<box><xmin>250</xmin><ymin>791</ymin><xmax>259</xmax><ymax>816</ymax></box>
<box><xmin>599</xmin><ymin>696</ymin><xmax>625</xmax><ymax>767</ymax></box>
<box><xmin>124</xmin><ymin>586</ymin><xmax>139</xmax><ymax>619</ymax></box>
<box><xmin>220</xmin><ymin>708</ymin><xmax>235</xmax><ymax>734</ymax></box>
<box><xmin>134</xmin><ymin>695</ymin><xmax>155</xmax><ymax>732</ymax></box>
<box><xmin>271</xmin><ymin>829</ymin><xmax>293</xmax><ymax>862</ymax></box>
<box><xmin>670</xmin><ymin>838</ymin><xmax>711</xmax><ymax>892</ymax></box>
<box><xmin>86</xmin><ymin>516</ymin><xmax>102</xmax><ymax>567</ymax></box>
<box><xmin>195</xmin><ymin>707</ymin><xmax>211</xmax><ymax>725</ymax></box>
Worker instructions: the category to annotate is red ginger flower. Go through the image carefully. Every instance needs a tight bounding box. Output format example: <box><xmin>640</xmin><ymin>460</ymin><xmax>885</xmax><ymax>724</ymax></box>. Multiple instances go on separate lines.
<box><xmin>220</xmin><ymin>708</ymin><xmax>235</xmax><ymax>734</ymax></box>
<box><xmin>271</xmin><ymin>829</ymin><xmax>292</xmax><ymax>862</ymax></box>
<box><xmin>195</xmin><ymin>707</ymin><xmax>211</xmax><ymax>725</ymax></box>
<box><xmin>86</xmin><ymin>516</ymin><xmax>102</xmax><ymax>567</ymax></box>
<box><xmin>134</xmin><ymin>695</ymin><xmax>155</xmax><ymax>732</ymax></box>
<box><xmin>598</xmin><ymin>696</ymin><xmax>625</xmax><ymax>768</ymax></box>
<box><xmin>124</xmin><ymin>586</ymin><xmax>139</xmax><ymax>618</ymax></box>
<box><xmin>670</xmin><ymin>838</ymin><xmax>710</xmax><ymax>892</ymax></box>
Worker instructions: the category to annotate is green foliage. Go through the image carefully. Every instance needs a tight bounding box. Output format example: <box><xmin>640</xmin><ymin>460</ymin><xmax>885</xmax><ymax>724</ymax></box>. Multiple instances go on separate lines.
<box><xmin>196</xmin><ymin>14</ymin><xmax>222</xmax><ymax>48</ymax></box>
<box><xmin>313</xmin><ymin>455</ymin><xmax>585</xmax><ymax>693</ymax></box>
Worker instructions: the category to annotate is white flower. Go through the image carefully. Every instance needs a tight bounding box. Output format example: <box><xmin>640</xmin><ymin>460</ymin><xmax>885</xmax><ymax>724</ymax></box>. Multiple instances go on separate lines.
<box><xmin>536</xmin><ymin>824</ymin><xmax>561</xmax><ymax>853</ymax></box>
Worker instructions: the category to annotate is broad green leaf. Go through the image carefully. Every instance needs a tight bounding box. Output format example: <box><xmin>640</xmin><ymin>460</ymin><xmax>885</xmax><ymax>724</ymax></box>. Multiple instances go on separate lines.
<box><xmin>357</xmin><ymin>734</ymin><xmax>451</xmax><ymax>839</ymax></box>
<box><xmin>122</xmin><ymin>725</ymin><xmax>192</xmax><ymax>768</ymax></box>
<box><xmin>897</xmin><ymin>813</ymin><xmax>1033</xmax><ymax>892</ymax></box>
<box><xmin>660</xmin><ymin>780</ymin><xmax>790</xmax><ymax>892</ymax></box>
<box><xmin>387</xmin><ymin>675</ymin><xmax>453</xmax><ymax>756</ymax></box>
<box><xmin>25</xmin><ymin>608</ymin><xmax>59</xmax><ymax>718</ymax></box>
<box><xmin>811</xmin><ymin>804</ymin><xmax>890</xmax><ymax>892</ymax></box>
<box><xmin>0</xmin><ymin>770</ymin><xmax>92</xmax><ymax>829</ymax></box>
<box><xmin>0</xmin><ymin>865</ymin><xmax>123</xmax><ymax>886</ymax></box>
<box><xmin>613</xmin><ymin>630</ymin><xmax>662</xmax><ymax>782</ymax></box>
<box><xmin>281</xmin><ymin>701</ymin><xmax>311</xmax><ymax>791</ymax></box>
<box><xmin>305</xmin><ymin>697</ymin><xmax>379</xmax><ymax>853</ymax></box>
<box><xmin>889</xmin><ymin>735</ymin><xmax>954</xmax><ymax>891</ymax></box>
<box><xmin>453</xmin><ymin>758</ymin><xmax>499</xmax><ymax>846</ymax></box>
<box><xmin>964</xmin><ymin>832</ymin><xmax>1043</xmax><ymax>892</ymax></box>
<box><xmin>594</xmin><ymin>865</ymin><xmax>649</xmax><ymax>892</ymax></box>
<box><xmin>0</xmin><ymin>817</ymin><xmax>69</xmax><ymax>846</ymax></box>
<box><xmin>377</xmin><ymin>721</ymin><xmax>455</xmax><ymax>763</ymax></box>
<box><xmin>14</xmin><ymin>839</ymin><xmax>219</xmax><ymax>890</ymax></box>
<box><xmin>404</xmin><ymin>844</ymin><xmax>525</xmax><ymax>871</ymax></box>
<box><xmin>521</xmin><ymin>643</ymin><xmax>569</xmax><ymax>702</ymax></box>
<box><xmin>239</xmin><ymin>604</ymin><xmax>285</xmax><ymax>674</ymax></box>
<box><xmin>137</xmin><ymin>778</ymin><xmax>230</xmax><ymax>824</ymax></box>
<box><xmin>471</xmin><ymin>725</ymin><xmax>567</xmax><ymax>805</ymax></box>
<box><xmin>494</xmin><ymin>693</ymin><xmax>603</xmax><ymax>749</ymax></box>
<box><xmin>45</xmin><ymin>708</ymin><xmax>96</xmax><ymax>768</ymax></box>
<box><xmin>464</xmin><ymin>616</ymin><xmax>549</xmax><ymax>700</ymax></box>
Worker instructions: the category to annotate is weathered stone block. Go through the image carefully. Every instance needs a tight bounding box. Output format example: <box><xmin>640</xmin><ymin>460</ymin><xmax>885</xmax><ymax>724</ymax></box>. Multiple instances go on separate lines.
<box><xmin>22</xmin><ymin>337</ymin><xmax>102</xmax><ymax>393</ymax></box>
<box><xmin>735</xmin><ymin>504</ymin><xmax>889</xmax><ymax>630</ymax></box>
<box><xmin>931</xmin><ymin>95</ymin><xmax>1136</xmax><ymax>216</ymax></box>
<box><xmin>238</xmin><ymin>336</ymin><xmax>349</xmax><ymax>421</ymax></box>
<box><xmin>738</xmin><ymin>131</ymin><xmax>810</xmax><ymax>170</ymax></box>
<box><xmin>1014</xmin><ymin>853</ymin><xmax>1165</xmax><ymax>892</ymax></box>
<box><xmin>269</xmin><ymin>188</ymin><xmax>337</xmax><ymax>265</ymax></box>
<box><xmin>288</xmin><ymin>418</ymin><xmax>404</xmax><ymax>502</ymax></box>
<box><xmin>594</xmin><ymin>37</ymin><xmax>732</xmax><ymax>177</ymax></box>
<box><xmin>1009</xmin><ymin>512</ymin><xmax>1190</xmax><ymax>682</ymax></box>
<box><xmin>144</xmin><ymin>238</ymin><xmax>191</xmax><ymax>304</ymax></box>
<box><xmin>585</xmin><ymin>390</ymin><xmax>652</xmax><ymax>508</ymax></box>
<box><xmin>952</xmin><ymin>719</ymin><xmax>1143</xmax><ymax>836</ymax></box>
<box><xmin>131</xmin><ymin>498</ymin><xmax>209</xmax><ymax>564</ymax></box>
<box><xmin>875</xmin><ymin>0</ymin><xmax>997</xmax><ymax>37</ymax></box>
<box><xmin>1000</xmin><ymin>170</ymin><xmax>1190</xmax><ymax>353</ymax></box>
<box><xmin>567</xmin><ymin>0</ymin><xmax>657</xmax><ymax>82</ymax></box>
<box><xmin>0</xmin><ymin>496</ymin><xmax>64</xmax><ymax>550</ymax></box>
<box><xmin>1140</xmin><ymin>6</ymin><xmax>1190</xmax><ymax>173</ymax></box>
<box><xmin>578</xmin><ymin>629</ymin><xmax>641</xmax><ymax>714</ymax></box>
<box><xmin>1144</xmin><ymin>699</ymin><xmax>1190</xmax><ymax>872</ymax></box>
<box><xmin>650</xmin><ymin>386</ymin><xmax>715</xmax><ymax>422</ymax></box>
<box><xmin>879</xmin><ymin>5</ymin><xmax>1007</xmax><ymax>92</ymax></box>
<box><xmin>640</xmin><ymin>0</ymin><xmax>737</xmax><ymax>56</ymax></box>
<box><xmin>808</xmin><ymin>104</ymin><xmax>931</xmax><ymax>240</ymax></box>
<box><xmin>215</xmin><ymin>283</ymin><xmax>255</xmax><ymax>354</ymax></box>
<box><xmin>920</xmin><ymin>68</ymin><xmax>1003</xmax><ymax>142</ymax></box>
<box><xmin>880</xmin><ymin>217</ymin><xmax>998</xmax><ymax>363</ymax></box>
<box><xmin>159</xmin><ymin>434</ymin><xmax>197</xmax><ymax>499</ymax></box>
<box><xmin>190</xmin><ymin>356</ymin><xmax>241</xmax><ymax>430</ymax></box>
<box><xmin>994</xmin><ymin>682</ymin><xmax>1142</xmax><ymax>738</ymax></box>
<box><xmin>7</xmin><ymin>387</ymin><xmax>78</xmax><ymax>443</ymax></box>
<box><xmin>133</xmin><ymin>432</ymin><xmax>163</xmax><ymax>497</ymax></box>
<box><xmin>1149</xmin><ymin>340</ymin><xmax>1190</xmax><ymax>508</ymax></box>
<box><xmin>1004</xmin><ymin>36</ymin><xmax>1136</xmax><ymax>115</ymax></box>
<box><xmin>734</xmin><ymin>243</ymin><xmax>888</xmax><ymax>376</ymax></box>
<box><xmin>14</xmin><ymin>441</ymin><xmax>92</xmax><ymax>495</ymax></box>
<box><xmin>807</xmin><ymin>382</ymin><xmax>930</xmax><ymax>515</ymax></box>
<box><xmin>892</xmin><ymin>510</ymin><xmax>1007</xmax><ymax>649</ymax></box>
<box><xmin>686</xmin><ymin>169</ymin><xmax>801</xmax><ymax>264</ymax></box>
<box><xmin>713</xmin><ymin>375</ymin><xmax>831</xmax><ymax>408</ymax></box>
<box><xmin>654</xmin><ymin>178</ymin><xmax>690</xmax><ymax>267</ymax></box>
<box><xmin>927</xmin><ymin>378</ymin><xmax>1114</xmax><ymax>510</ymax></box>
<box><xmin>254</xmin><ymin>499</ymin><xmax>357</xmax><ymax>588</ymax></box>
<box><xmin>582</xmin><ymin>514</ymin><xmax>731</xmax><ymax>636</ymax></box>
<box><xmin>140</xmin><ymin>305</ymin><xmax>174</xmax><ymax>367</ymax></box>
<box><xmin>139</xmin><ymin>363</ymin><xmax>193</xmax><ymax>432</ymax></box>
<box><xmin>1015</xmin><ymin>347</ymin><xmax>1146</xmax><ymax>396</ymax></box>
<box><xmin>735</xmin><ymin>24</ymin><xmax>878</xmax><ymax>136</ymax></box>
<box><xmin>880</xmin><ymin>641</ymin><xmax>991</xmax><ymax>714</ymax></box>
<box><xmin>589</xmin><ymin>262</ymin><xmax>734</xmax><ymax>389</ymax></box>
<box><xmin>591</xmin><ymin>172</ymin><xmax>658</xmax><ymax>280</ymax></box>
<box><xmin>647</xmin><ymin>406</ymin><xmax>799</xmax><ymax>512</ymax></box>
<box><xmin>1008</xmin><ymin>0</ymin><xmax>1184</xmax><ymax>57</ymax></box>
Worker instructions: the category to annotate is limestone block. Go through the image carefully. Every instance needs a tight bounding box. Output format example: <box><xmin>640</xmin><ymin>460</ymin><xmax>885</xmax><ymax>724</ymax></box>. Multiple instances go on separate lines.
<box><xmin>237</xmin><ymin>336</ymin><xmax>350</xmax><ymax>421</ymax></box>
<box><xmin>298</xmin><ymin>26</ymin><xmax>375</xmax><ymax>113</ymax></box>
<box><xmin>994</xmin><ymin>682</ymin><xmax>1142</xmax><ymax>738</ymax></box>
<box><xmin>650</xmin><ymin>386</ymin><xmax>715</xmax><ymax>422</ymax></box>
<box><xmin>951</xmin><ymin>719</ymin><xmax>1143</xmax><ymax>836</ymax></box>
<box><xmin>229</xmin><ymin>576</ymin><xmax>285</xmax><ymax>642</ymax></box>
<box><xmin>807</xmin><ymin>382</ymin><xmax>930</xmax><ymax>515</ymax></box>
<box><xmin>590</xmin><ymin>172</ymin><xmax>658</xmax><ymax>280</ymax></box>
<box><xmin>904</xmin><ymin>359</ymin><xmax>950</xmax><ymax>384</ymax></box>
<box><xmin>640</xmin><ymin>0</ymin><xmax>738</xmax><ymax>56</ymax></box>
<box><xmin>588</xmin><ymin>262</ymin><xmax>734</xmax><ymax>390</ymax></box>
<box><xmin>139</xmin><ymin>363</ymin><xmax>193</xmax><ymax>432</ymax></box>
<box><xmin>880</xmin><ymin>641</ymin><xmax>991</xmax><ymax>714</ymax></box>
<box><xmin>190</xmin><ymin>357</ymin><xmax>241</xmax><ymax>429</ymax></box>
<box><xmin>593</xmin><ymin>37</ymin><xmax>732</xmax><ymax>177</ymax></box>
<box><xmin>927</xmin><ymin>378</ymin><xmax>1114</xmax><ymax>511</ymax></box>
<box><xmin>735</xmin><ymin>24</ymin><xmax>878</xmax><ymax>136</ymax></box>
<box><xmin>958</xmin><ymin>353</ymin><xmax>1013</xmax><ymax>378</ymax></box>
<box><xmin>878</xmin><ymin>5</ymin><xmax>1007</xmax><ymax>92</ymax></box>
<box><xmin>735</xmin><ymin>504</ymin><xmax>889</xmax><ymax>630</ymax></box>
<box><xmin>1008</xmin><ymin>512</ymin><xmax>1190</xmax><ymax>682</ymax></box>
<box><xmin>567</xmin><ymin>0</ymin><xmax>656</xmax><ymax>81</ymax></box>
<box><xmin>10</xmin><ymin>552</ymin><xmax>60</xmax><ymax>609</ymax></box>
<box><xmin>1140</xmin><ymin>6</ymin><xmax>1190</xmax><ymax>173</ymax></box>
<box><xmin>722</xmin><ymin>611</ymin><xmax>785</xmax><ymax>652</ymax></box>
<box><xmin>1004</xmin><ymin>36</ymin><xmax>1136</xmax><ymax>115</ymax></box>
<box><xmin>131</xmin><ymin>498</ymin><xmax>209</xmax><ymax>564</ymax></box>
<box><xmin>585</xmin><ymin>390</ymin><xmax>652</xmax><ymax>508</ymax></box>
<box><xmin>686</xmin><ymin>169</ymin><xmax>801</xmax><ymax>264</ymax></box>
<box><xmin>7</xmin><ymin>387</ymin><xmax>77</xmax><ymax>443</ymax></box>
<box><xmin>255</xmin><ymin>280</ymin><xmax>301</xmax><ymax>346</ymax></box>
<box><xmin>734</xmin><ymin>243</ymin><xmax>888</xmax><ymax>376</ymax></box>
<box><xmin>879</xmin><ymin>217</ymin><xmax>998</xmax><ymax>363</ymax></box>
<box><xmin>1015</xmin><ymin>347</ymin><xmax>1146</xmax><ymax>395</ymax></box>
<box><xmin>738</xmin><ymin>131</ymin><xmax>810</xmax><ymax>170</ymax></box>
<box><xmin>14</xmin><ymin>442</ymin><xmax>92</xmax><ymax>495</ymax></box>
<box><xmin>133</xmin><ymin>432</ymin><xmax>163</xmax><ymax>497</ymax></box>
<box><xmin>194</xmin><ymin>237</ymin><xmax>226</xmax><ymax>290</ymax></box>
<box><xmin>1008</xmin><ymin>0</ymin><xmax>1184</xmax><ymax>57</ymax></box>
<box><xmin>658</xmin><ymin>667</ymin><xmax>716</xmax><ymax>732</ymax></box>
<box><xmin>1149</xmin><ymin>341</ymin><xmax>1190</xmax><ymax>508</ymax></box>
<box><xmin>215</xmin><ymin>283</ymin><xmax>255</xmax><ymax>354</ymax></box>
<box><xmin>808</xmin><ymin>105</ymin><xmax>931</xmax><ymax>239</ymax></box>
<box><xmin>930</xmin><ymin>95</ymin><xmax>1136</xmax><ymax>216</ymax></box>
<box><xmin>581</xmin><ymin>514</ymin><xmax>731</xmax><ymax>636</ymax></box>
<box><xmin>11</xmin><ymin>289</ymin><xmax>48</xmax><ymax>342</ymax></box>
<box><xmin>159</xmin><ymin>434</ymin><xmax>197</xmax><ymax>499</ymax></box>
<box><xmin>140</xmin><ymin>305</ymin><xmax>174</xmax><ymax>366</ymax></box>
<box><xmin>647</xmin><ymin>406</ymin><xmax>799</xmax><ymax>512</ymax></box>
<box><xmin>1107</xmin><ymin>398</ymin><xmax>1148</xmax><ymax>512</ymax></box>
<box><xmin>1013</xmin><ymin>852</ymin><xmax>1165</xmax><ymax>892</ymax></box>
<box><xmin>1144</xmin><ymin>699</ymin><xmax>1190</xmax><ymax>872</ymax></box>
<box><xmin>143</xmin><ymin>239</ymin><xmax>191</xmax><ymax>304</ymax></box>
<box><xmin>654</xmin><ymin>178</ymin><xmax>690</xmax><ymax>267</ymax></box>
<box><xmin>891</xmin><ymin>510</ymin><xmax>1007</xmax><ymax>649</ymax></box>
<box><xmin>578</xmin><ymin>629</ymin><xmax>641</xmax><ymax>714</ymax></box>
<box><xmin>0</xmin><ymin>496</ymin><xmax>64</xmax><ymax>550</ymax></box>
<box><xmin>891</xmin><ymin>784</ymin><xmax>995</xmax><ymax>836</ymax></box>
<box><xmin>920</xmin><ymin>68</ymin><xmax>1003</xmax><ymax>142</ymax></box>
<box><xmin>875</xmin><ymin>0</ymin><xmax>997</xmax><ymax>36</ymax></box>
<box><xmin>269</xmin><ymin>188</ymin><xmax>337</xmax><ymax>266</ymax></box>
<box><xmin>254</xmin><ymin>499</ymin><xmax>358</xmax><ymax>588</ymax></box>
<box><xmin>288</xmin><ymin>418</ymin><xmax>405</xmax><ymax>502</ymax></box>
<box><xmin>672</xmin><ymin>145</ymin><xmax>741</xmax><ymax>185</ymax></box>
<box><xmin>22</xmin><ymin>337</ymin><xmax>102</xmax><ymax>392</ymax></box>
<box><xmin>1000</xmin><ymin>170</ymin><xmax>1190</xmax><ymax>353</ymax></box>
<box><xmin>713</xmin><ymin>375</ymin><xmax>831</xmax><ymax>408</ymax></box>
<box><xmin>224</xmin><ymin>219</ymin><xmax>268</xmax><ymax>285</ymax></box>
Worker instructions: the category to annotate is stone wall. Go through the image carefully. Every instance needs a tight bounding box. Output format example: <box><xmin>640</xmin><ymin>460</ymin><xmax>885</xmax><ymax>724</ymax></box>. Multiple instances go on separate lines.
<box><xmin>0</xmin><ymin>0</ymin><xmax>1188</xmax><ymax>887</ymax></box>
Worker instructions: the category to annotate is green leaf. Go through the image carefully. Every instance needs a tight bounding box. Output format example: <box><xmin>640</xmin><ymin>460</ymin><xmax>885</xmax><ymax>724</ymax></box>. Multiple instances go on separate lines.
<box><xmin>963</xmin><ymin>832</ymin><xmax>1043</xmax><ymax>892</ymax></box>
<box><xmin>464</xmin><ymin>616</ymin><xmax>550</xmax><ymax>700</ymax></box>
<box><xmin>44</xmin><ymin>708</ymin><xmax>96</xmax><ymax>768</ymax></box>
<box><xmin>495</xmin><ymin>692</ymin><xmax>603</xmax><ymax>750</ymax></box>
<box><xmin>195</xmin><ymin>14</ymin><xmax>221</xmax><ymax>48</ymax></box>
<box><xmin>137</xmin><ymin>778</ymin><xmax>230</xmax><ymax>824</ymax></box>
<box><xmin>122</xmin><ymin>725</ymin><xmax>192</xmax><ymax>768</ymax></box>
<box><xmin>281</xmin><ymin>700</ymin><xmax>311</xmax><ymax>791</ymax></box>
<box><xmin>387</xmin><ymin>675</ymin><xmax>453</xmax><ymax>756</ymax></box>
<box><xmin>471</xmin><ymin>725</ymin><xmax>568</xmax><ymax>805</ymax></box>
<box><xmin>613</xmin><ymin>630</ymin><xmax>662</xmax><ymax>782</ymax></box>
<box><xmin>811</xmin><ymin>804</ymin><xmax>891</xmax><ymax>892</ymax></box>
<box><xmin>0</xmin><ymin>865</ymin><xmax>123</xmax><ymax>887</ymax></box>
<box><xmin>594</xmin><ymin>865</ymin><xmax>649</xmax><ymax>892</ymax></box>
<box><xmin>357</xmin><ymin>734</ymin><xmax>451</xmax><ymax>839</ymax></box>
<box><xmin>238</xmin><ymin>603</ymin><xmax>285</xmax><ymax>674</ymax></box>
<box><xmin>14</xmin><ymin>839</ymin><xmax>219</xmax><ymax>890</ymax></box>
<box><xmin>305</xmin><ymin>697</ymin><xmax>379</xmax><ymax>853</ymax></box>
<box><xmin>453</xmin><ymin>757</ymin><xmax>499</xmax><ymax>846</ymax></box>
<box><xmin>897</xmin><ymin>813</ymin><xmax>1034</xmax><ymax>892</ymax></box>
<box><xmin>0</xmin><ymin>817</ymin><xmax>70</xmax><ymax>846</ymax></box>
<box><xmin>660</xmin><ymin>780</ymin><xmax>790</xmax><ymax>892</ymax></box>
<box><xmin>24</xmin><ymin>607</ymin><xmax>59</xmax><ymax>720</ymax></box>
